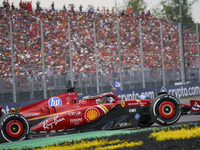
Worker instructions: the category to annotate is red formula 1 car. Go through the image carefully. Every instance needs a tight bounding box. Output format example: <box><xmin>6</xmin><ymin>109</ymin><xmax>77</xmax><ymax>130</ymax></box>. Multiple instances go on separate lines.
<box><xmin>0</xmin><ymin>88</ymin><xmax>199</xmax><ymax>142</ymax></box>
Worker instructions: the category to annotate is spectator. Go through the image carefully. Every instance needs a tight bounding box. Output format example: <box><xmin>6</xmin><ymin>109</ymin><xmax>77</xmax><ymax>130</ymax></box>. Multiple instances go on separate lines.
<box><xmin>24</xmin><ymin>2</ymin><xmax>28</xmax><ymax>11</ymax></box>
<box><xmin>6</xmin><ymin>0</ymin><xmax>10</xmax><ymax>11</ymax></box>
<box><xmin>18</xmin><ymin>73</ymin><xmax>28</xmax><ymax>91</ymax></box>
<box><xmin>101</xmin><ymin>6</ymin><xmax>105</xmax><ymax>14</ymax></box>
<box><xmin>3</xmin><ymin>74</ymin><xmax>12</xmax><ymax>90</ymax></box>
<box><xmin>111</xmin><ymin>7</ymin><xmax>114</xmax><ymax>15</ymax></box>
<box><xmin>0</xmin><ymin>4</ymin><xmax>198</xmax><ymax>81</ymax></box>
<box><xmin>147</xmin><ymin>10</ymin><xmax>151</xmax><ymax>16</ymax></box>
<box><xmin>11</xmin><ymin>2</ymin><xmax>15</xmax><ymax>10</ymax></box>
<box><xmin>36</xmin><ymin>0</ymin><xmax>41</xmax><ymax>11</ymax></box>
<box><xmin>63</xmin><ymin>4</ymin><xmax>66</xmax><ymax>12</ymax></box>
<box><xmin>106</xmin><ymin>7</ymin><xmax>109</xmax><ymax>14</ymax></box>
<box><xmin>87</xmin><ymin>5</ymin><xmax>90</xmax><ymax>14</ymax></box>
<box><xmin>67</xmin><ymin>4</ymin><xmax>71</xmax><ymax>12</ymax></box>
<box><xmin>19</xmin><ymin>0</ymin><xmax>23</xmax><ymax>10</ymax></box>
<box><xmin>97</xmin><ymin>7</ymin><xmax>99</xmax><ymax>14</ymax></box>
<box><xmin>3</xmin><ymin>0</ymin><xmax>7</xmax><ymax>10</ymax></box>
<box><xmin>28</xmin><ymin>1</ymin><xmax>32</xmax><ymax>12</ymax></box>
<box><xmin>71</xmin><ymin>4</ymin><xmax>75</xmax><ymax>14</ymax></box>
<box><xmin>79</xmin><ymin>4</ymin><xmax>83</xmax><ymax>14</ymax></box>
<box><xmin>90</xmin><ymin>5</ymin><xmax>94</xmax><ymax>13</ymax></box>
<box><xmin>51</xmin><ymin>1</ymin><xmax>55</xmax><ymax>11</ymax></box>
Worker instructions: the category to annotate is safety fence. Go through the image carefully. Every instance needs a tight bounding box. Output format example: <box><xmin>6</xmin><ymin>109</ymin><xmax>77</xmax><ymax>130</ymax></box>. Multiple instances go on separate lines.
<box><xmin>0</xmin><ymin>67</ymin><xmax>199</xmax><ymax>104</ymax></box>
<box><xmin>0</xmin><ymin>9</ymin><xmax>200</xmax><ymax>103</ymax></box>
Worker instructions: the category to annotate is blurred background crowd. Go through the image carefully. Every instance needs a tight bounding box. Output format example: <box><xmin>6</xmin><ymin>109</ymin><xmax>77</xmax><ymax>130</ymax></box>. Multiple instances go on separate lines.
<box><xmin>0</xmin><ymin>0</ymin><xmax>199</xmax><ymax>91</ymax></box>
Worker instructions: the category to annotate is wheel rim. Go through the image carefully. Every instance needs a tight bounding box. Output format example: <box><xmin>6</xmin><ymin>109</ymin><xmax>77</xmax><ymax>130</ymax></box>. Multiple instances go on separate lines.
<box><xmin>158</xmin><ymin>101</ymin><xmax>176</xmax><ymax>119</ymax></box>
<box><xmin>6</xmin><ymin>120</ymin><xmax>24</xmax><ymax>138</ymax></box>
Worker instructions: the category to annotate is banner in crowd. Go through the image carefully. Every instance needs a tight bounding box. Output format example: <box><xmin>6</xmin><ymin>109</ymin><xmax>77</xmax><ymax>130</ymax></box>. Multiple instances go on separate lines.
<box><xmin>114</xmin><ymin>82</ymin><xmax>123</xmax><ymax>91</ymax></box>
<box><xmin>1</xmin><ymin>82</ymin><xmax>200</xmax><ymax>114</ymax></box>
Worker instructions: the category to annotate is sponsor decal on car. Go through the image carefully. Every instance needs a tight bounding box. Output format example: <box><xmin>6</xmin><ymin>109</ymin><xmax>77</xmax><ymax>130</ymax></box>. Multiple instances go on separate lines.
<box><xmin>129</xmin><ymin>108</ymin><xmax>136</xmax><ymax>113</ymax></box>
<box><xmin>121</xmin><ymin>102</ymin><xmax>125</xmax><ymax>107</ymax></box>
<box><xmin>48</xmin><ymin>97</ymin><xmax>62</xmax><ymax>107</ymax></box>
<box><xmin>128</xmin><ymin>103</ymin><xmax>139</xmax><ymax>106</ymax></box>
<box><xmin>70</xmin><ymin>118</ymin><xmax>83</xmax><ymax>125</ymax></box>
<box><xmin>79</xmin><ymin>100</ymin><xmax>87</xmax><ymax>104</ymax></box>
<box><xmin>97</xmin><ymin>105</ymin><xmax>109</xmax><ymax>114</ymax></box>
<box><xmin>135</xmin><ymin>100</ymin><xmax>146</xmax><ymax>106</ymax></box>
<box><xmin>68</xmin><ymin>92</ymin><xmax>76</xmax><ymax>95</ymax></box>
<box><xmin>66</xmin><ymin>97</ymin><xmax>71</xmax><ymax>102</ymax></box>
<box><xmin>119</xmin><ymin>122</ymin><xmax>131</xmax><ymax>127</ymax></box>
<box><xmin>135</xmin><ymin>113</ymin><xmax>140</xmax><ymax>120</ymax></box>
<box><xmin>73</xmin><ymin>106</ymin><xmax>80</xmax><ymax>108</ymax></box>
<box><xmin>68</xmin><ymin>111</ymin><xmax>82</xmax><ymax>116</ymax></box>
<box><xmin>128</xmin><ymin>102</ymin><xmax>146</xmax><ymax>106</ymax></box>
<box><xmin>10</xmin><ymin>108</ymin><xmax>21</xmax><ymax>113</ymax></box>
<box><xmin>66</xmin><ymin>97</ymin><xmax>71</xmax><ymax>104</ymax></box>
<box><xmin>24</xmin><ymin>113</ymin><xmax>40</xmax><ymax>117</ymax></box>
<box><xmin>192</xmin><ymin>101</ymin><xmax>200</xmax><ymax>111</ymax></box>
<box><xmin>43</xmin><ymin>115</ymin><xmax>65</xmax><ymax>130</ymax></box>
<box><xmin>85</xmin><ymin>108</ymin><xmax>100</xmax><ymax>122</ymax></box>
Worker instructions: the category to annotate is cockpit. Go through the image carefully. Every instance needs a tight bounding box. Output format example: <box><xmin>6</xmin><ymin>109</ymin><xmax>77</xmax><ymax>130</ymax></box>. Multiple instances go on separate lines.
<box><xmin>81</xmin><ymin>94</ymin><xmax>116</xmax><ymax>105</ymax></box>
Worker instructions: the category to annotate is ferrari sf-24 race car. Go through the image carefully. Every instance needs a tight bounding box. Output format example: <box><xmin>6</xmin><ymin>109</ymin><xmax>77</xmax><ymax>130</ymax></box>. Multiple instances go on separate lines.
<box><xmin>0</xmin><ymin>88</ymin><xmax>199</xmax><ymax>143</ymax></box>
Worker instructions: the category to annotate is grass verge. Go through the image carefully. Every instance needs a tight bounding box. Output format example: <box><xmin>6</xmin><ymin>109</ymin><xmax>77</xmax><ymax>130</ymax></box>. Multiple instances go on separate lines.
<box><xmin>11</xmin><ymin>122</ymin><xmax>200</xmax><ymax>150</ymax></box>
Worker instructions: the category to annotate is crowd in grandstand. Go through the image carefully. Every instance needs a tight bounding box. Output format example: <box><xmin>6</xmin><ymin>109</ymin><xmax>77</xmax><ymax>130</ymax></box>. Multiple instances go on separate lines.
<box><xmin>0</xmin><ymin>1</ymin><xmax>199</xmax><ymax>90</ymax></box>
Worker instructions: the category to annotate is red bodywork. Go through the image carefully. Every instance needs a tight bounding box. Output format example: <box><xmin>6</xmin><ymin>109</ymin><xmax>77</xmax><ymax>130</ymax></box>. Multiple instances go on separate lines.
<box><xmin>8</xmin><ymin>91</ymin><xmax>200</xmax><ymax>132</ymax></box>
<box><xmin>13</xmin><ymin>92</ymin><xmax>152</xmax><ymax>132</ymax></box>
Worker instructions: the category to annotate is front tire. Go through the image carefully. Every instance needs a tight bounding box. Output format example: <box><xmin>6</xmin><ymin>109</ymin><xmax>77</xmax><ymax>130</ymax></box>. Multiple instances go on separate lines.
<box><xmin>149</xmin><ymin>94</ymin><xmax>182</xmax><ymax>126</ymax></box>
<box><xmin>0</xmin><ymin>113</ymin><xmax>29</xmax><ymax>142</ymax></box>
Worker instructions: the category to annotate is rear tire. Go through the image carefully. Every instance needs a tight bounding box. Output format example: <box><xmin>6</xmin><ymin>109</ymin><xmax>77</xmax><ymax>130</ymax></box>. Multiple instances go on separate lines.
<box><xmin>0</xmin><ymin>113</ymin><xmax>29</xmax><ymax>142</ymax></box>
<box><xmin>149</xmin><ymin>94</ymin><xmax>182</xmax><ymax>126</ymax></box>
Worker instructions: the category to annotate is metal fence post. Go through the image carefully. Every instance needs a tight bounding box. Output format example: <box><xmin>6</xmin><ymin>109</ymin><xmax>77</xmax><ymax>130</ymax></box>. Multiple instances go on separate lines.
<box><xmin>68</xmin><ymin>22</ymin><xmax>74</xmax><ymax>87</ymax></box>
<box><xmin>10</xmin><ymin>20</ymin><xmax>17</xmax><ymax>103</ymax></box>
<box><xmin>93</xmin><ymin>22</ymin><xmax>100</xmax><ymax>93</ymax></box>
<box><xmin>160</xmin><ymin>22</ymin><xmax>166</xmax><ymax>86</ymax></box>
<box><xmin>197</xmin><ymin>23</ymin><xmax>200</xmax><ymax>82</ymax></box>
<box><xmin>179</xmin><ymin>23</ymin><xmax>186</xmax><ymax>84</ymax></box>
<box><xmin>139</xmin><ymin>21</ymin><xmax>145</xmax><ymax>88</ymax></box>
<box><xmin>54</xmin><ymin>75</ymin><xmax>58</xmax><ymax>95</ymax></box>
<box><xmin>40</xmin><ymin>21</ymin><xmax>47</xmax><ymax>99</ymax></box>
<box><xmin>117</xmin><ymin>20</ymin><xmax>122</xmax><ymax>88</ymax></box>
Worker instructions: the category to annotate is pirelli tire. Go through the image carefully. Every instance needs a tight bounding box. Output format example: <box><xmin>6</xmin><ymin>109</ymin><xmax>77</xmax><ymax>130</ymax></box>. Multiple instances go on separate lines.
<box><xmin>0</xmin><ymin>113</ymin><xmax>29</xmax><ymax>143</ymax></box>
<box><xmin>149</xmin><ymin>94</ymin><xmax>182</xmax><ymax>126</ymax></box>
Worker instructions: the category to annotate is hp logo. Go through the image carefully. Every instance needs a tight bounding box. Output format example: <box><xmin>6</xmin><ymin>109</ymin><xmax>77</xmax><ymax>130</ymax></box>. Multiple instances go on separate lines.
<box><xmin>48</xmin><ymin>97</ymin><xmax>62</xmax><ymax>106</ymax></box>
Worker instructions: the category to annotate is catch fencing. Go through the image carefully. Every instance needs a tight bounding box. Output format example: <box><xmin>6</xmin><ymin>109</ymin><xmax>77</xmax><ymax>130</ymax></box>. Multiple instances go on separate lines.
<box><xmin>0</xmin><ymin>11</ymin><xmax>199</xmax><ymax>104</ymax></box>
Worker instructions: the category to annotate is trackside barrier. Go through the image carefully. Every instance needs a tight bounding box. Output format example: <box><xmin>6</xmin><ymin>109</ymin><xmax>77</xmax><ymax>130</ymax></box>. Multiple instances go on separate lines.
<box><xmin>1</xmin><ymin>82</ymin><xmax>200</xmax><ymax>114</ymax></box>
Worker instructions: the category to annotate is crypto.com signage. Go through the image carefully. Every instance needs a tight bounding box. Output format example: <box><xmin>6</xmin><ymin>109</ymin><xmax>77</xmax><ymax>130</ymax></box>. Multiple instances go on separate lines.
<box><xmin>1</xmin><ymin>82</ymin><xmax>200</xmax><ymax>114</ymax></box>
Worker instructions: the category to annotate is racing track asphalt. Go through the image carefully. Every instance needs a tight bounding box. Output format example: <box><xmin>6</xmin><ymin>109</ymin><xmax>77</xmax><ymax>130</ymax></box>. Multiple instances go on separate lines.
<box><xmin>0</xmin><ymin>100</ymin><xmax>199</xmax><ymax>150</ymax></box>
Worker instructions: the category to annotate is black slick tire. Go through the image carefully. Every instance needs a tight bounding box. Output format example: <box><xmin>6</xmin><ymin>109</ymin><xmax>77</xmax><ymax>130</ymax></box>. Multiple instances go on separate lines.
<box><xmin>149</xmin><ymin>94</ymin><xmax>182</xmax><ymax>126</ymax></box>
<box><xmin>0</xmin><ymin>113</ymin><xmax>29</xmax><ymax>143</ymax></box>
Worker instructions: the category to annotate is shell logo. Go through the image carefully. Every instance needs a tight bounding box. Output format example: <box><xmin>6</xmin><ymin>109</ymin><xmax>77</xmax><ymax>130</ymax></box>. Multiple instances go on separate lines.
<box><xmin>85</xmin><ymin>108</ymin><xmax>100</xmax><ymax>122</ymax></box>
